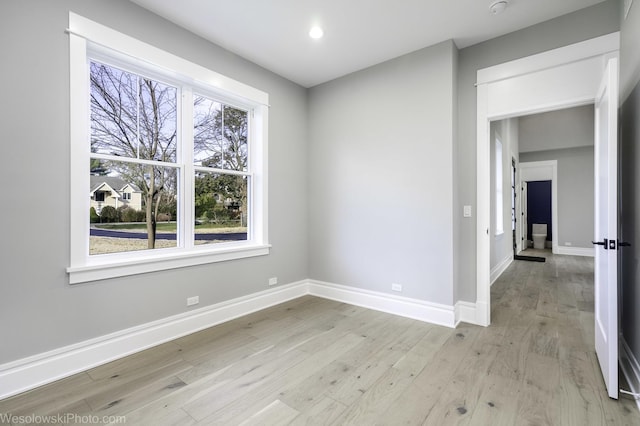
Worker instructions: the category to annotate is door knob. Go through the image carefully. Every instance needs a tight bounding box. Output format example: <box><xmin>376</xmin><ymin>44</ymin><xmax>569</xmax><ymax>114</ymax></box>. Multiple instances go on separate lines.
<box><xmin>592</xmin><ymin>239</ymin><xmax>608</xmax><ymax>248</ymax></box>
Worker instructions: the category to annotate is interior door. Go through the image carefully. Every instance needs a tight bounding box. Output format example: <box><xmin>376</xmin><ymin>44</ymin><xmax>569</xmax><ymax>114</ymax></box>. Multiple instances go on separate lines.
<box><xmin>521</xmin><ymin>181</ymin><xmax>527</xmax><ymax>251</ymax></box>
<box><xmin>593</xmin><ymin>57</ymin><xmax>619</xmax><ymax>400</ymax></box>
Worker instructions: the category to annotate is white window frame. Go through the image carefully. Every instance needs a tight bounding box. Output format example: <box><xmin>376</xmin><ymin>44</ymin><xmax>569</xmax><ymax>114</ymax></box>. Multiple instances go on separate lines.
<box><xmin>67</xmin><ymin>13</ymin><xmax>269</xmax><ymax>284</ymax></box>
<box><xmin>494</xmin><ymin>136</ymin><xmax>504</xmax><ymax>236</ymax></box>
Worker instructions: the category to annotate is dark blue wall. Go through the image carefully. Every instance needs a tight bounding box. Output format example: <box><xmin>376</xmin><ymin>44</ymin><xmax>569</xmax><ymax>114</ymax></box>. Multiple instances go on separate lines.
<box><xmin>527</xmin><ymin>180</ymin><xmax>552</xmax><ymax>241</ymax></box>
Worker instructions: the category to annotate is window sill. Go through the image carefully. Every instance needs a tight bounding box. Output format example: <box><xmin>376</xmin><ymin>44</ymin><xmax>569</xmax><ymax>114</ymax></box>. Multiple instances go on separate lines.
<box><xmin>67</xmin><ymin>244</ymin><xmax>271</xmax><ymax>284</ymax></box>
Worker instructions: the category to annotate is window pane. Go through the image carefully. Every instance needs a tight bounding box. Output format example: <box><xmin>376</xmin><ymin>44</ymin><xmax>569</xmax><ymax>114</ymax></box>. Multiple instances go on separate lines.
<box><xmin>194</xmin><ymin>171</ymin><xmax>248</xmax><ymax>245</ymax></box>
<box><xmin>89</xmin><ymin>160</ymin><xmax>178</xmax><ymax>255</ymax></box>
<box><xmin>193</xmin><ymin>96</ymin><xmax>248</xmax><ymax>171</ymax></box>
<box><xmin>90</xmin><ymin>61</ymin><xmax>177</xmax><ymax>162</ymax></box>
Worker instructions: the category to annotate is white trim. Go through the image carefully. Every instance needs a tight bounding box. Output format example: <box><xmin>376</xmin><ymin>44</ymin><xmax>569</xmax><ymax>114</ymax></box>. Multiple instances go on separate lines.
<box><xmin>67</xmin><ymin>245</ymin><xmax>271</xmax><ymax>284</ymax></box>
<box><xmin>307</xmin><ymin>280</ymin><xmax>456</xmax><ymax>328</ymax></box>
<box><xmin>476</xmin><ymin>33</ymin><xmax>619</xmax><ymax>327</ymax></box>
<box><xmin>555</xmin><ymin>246</ymin><xmax>595</xmax><ymax>257</ymax></box>
<box><xmin>491</xmin><ymin>254</ymin><xmax>513</xmax><ymax>286</ymax></box>
<box><xmin>68</xmin><ymin>12</ymin><xmax>270</xmax><ymax>283</ymax></box>
<box><xmin>455</xmin><ymin>301</ymin><xmax>479</xmax><ymax>326</ymax></box>
<box><xmin>68</xmin><ymin>13</ymin><xmax>268</xmax><ymax>106</ymax></box>
<box><xmin>477</xmin><ymin>33</ymin><xmax>620</xmax><ymax>86</ymax></box>
<box><xmin>620</xmin><ymin>337</ymin><xmax>640</xmax><ymax>412</ymax></box>
<box><xmin>520</xmin><ymin>160</ymin><xmax>559</xmax><ymax>255</ymax></box>
<box><xmin>0</xmin><ymin>281</ymin><xmax>309</xmax><ymax>400</ymax></box>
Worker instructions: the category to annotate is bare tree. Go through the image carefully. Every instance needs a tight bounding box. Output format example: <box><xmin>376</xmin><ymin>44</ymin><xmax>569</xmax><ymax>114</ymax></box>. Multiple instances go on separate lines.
<box><xmin>193</xmin><ymin>98</ymin><xmax>249</xmax><ymax>224</ymax></box>
<box><xmin>90</xmin><ymin>61</ymin><xmax>177</xmax><ymax>248</ymax></box>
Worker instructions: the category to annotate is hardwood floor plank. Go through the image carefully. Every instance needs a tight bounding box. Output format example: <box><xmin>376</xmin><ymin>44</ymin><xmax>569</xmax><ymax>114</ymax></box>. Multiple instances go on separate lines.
<box><xmin>0</xmin><ymin>373</ymin><xmax>95</xmax><ymax>415</ymax></box>
<box><xmin>237</xmin><ymin>399</ymin><xmax>299</xmax><ymax>426</ymax></box>
<box><xmin>514</xmin><ymin>352</ymin><xmax>560</xmax><ymax>425</ymax></box>
<box><xmin>195</xmin><ymin>333</ymin><xmax>366</xmax><ymax>425</ymax></box>
<box><xmin>465</xmin><ymin>375</ymin><xmax>520</xmax><ymax>426</ymax></box>
<box><xmin>181</xmin><ymin>347</ymin><xmax>308</xmax><ymax>421</ymax></box>
<box><xmin>287</xmin><ymin>396</ymin><xmax>347</xmax><ymax>426</ymax></box>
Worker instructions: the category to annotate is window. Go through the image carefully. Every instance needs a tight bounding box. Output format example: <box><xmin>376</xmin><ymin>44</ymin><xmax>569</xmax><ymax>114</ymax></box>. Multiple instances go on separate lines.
<box><xmin>68</xmin><ymin>13</ymin><xmax>269</xmax><ymax>283</ymax></box>
<box><xmin>495</xmin><ymin>136</ymin><xmax>504</xmax><ymax>236</ymax></box>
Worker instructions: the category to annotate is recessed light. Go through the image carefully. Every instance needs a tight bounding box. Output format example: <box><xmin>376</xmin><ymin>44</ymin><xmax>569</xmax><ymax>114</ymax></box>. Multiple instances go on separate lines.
<box><xmin>309</xmin><ymin>26</ymin><xmax>324</xmax><ymax>39</ymax></box>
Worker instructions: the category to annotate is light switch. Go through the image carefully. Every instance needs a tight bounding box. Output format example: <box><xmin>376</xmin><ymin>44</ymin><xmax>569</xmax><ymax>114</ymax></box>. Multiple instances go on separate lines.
<box><xmin>463</xmin><ymin>205</ymin><xmax>472</xmax><ymax>218</ymax></box>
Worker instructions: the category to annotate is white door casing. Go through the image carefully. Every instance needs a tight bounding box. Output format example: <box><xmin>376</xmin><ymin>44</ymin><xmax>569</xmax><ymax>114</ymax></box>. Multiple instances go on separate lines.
<box><xmin>519</xmin><ymin>161</ymin><xmax>558</xmax><ymax>254</ymax></box>
<box><xmin>593</xmin><ymin>57</ymin><xmax>619</xmax><ymax>400</ymax></box>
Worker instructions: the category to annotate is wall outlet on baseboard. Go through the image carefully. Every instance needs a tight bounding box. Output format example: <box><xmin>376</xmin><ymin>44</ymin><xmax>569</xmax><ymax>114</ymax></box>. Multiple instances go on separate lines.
<box><xmin>391</xmin><ymin>283</ymin><xmax>402</xmax><ymax>292</ymax></box>
<box><xmin>186</xmin><ymin>296</ymin><xmax>199</xmax><ymax>306</ymax></box>
<box><xmin>268</xmin><ymin>277</ymin><xmax>278</xmax><ymax>286</ymax></box>
<box><xmin>565</xmin><ymin>242</ymin><xmax>572</xmax><ymax>246</ymax></box>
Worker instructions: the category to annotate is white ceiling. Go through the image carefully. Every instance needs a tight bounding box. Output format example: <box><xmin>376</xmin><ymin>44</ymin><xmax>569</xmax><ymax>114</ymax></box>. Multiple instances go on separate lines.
<box><xmin>130</xmin><ymin>0</ymin><xmax>607</xmax><ymax>88</ymax></box>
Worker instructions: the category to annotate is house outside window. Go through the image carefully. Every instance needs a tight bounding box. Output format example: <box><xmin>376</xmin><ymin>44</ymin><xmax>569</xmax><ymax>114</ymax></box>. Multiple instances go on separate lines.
<box><xmin>68</xmin><ymin>13</ymin><xmax>269</xmax><ymax>284</ymax></box>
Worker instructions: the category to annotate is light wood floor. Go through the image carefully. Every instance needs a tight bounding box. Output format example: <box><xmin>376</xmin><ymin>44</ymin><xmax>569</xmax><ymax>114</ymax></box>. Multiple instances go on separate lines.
<box><xmin>1</xmin><ymin>252</ymin><xmax>639</xmax><ymax>425</ymax></box>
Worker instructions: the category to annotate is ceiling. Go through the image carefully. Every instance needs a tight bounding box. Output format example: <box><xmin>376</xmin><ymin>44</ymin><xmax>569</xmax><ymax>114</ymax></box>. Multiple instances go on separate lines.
<box><xmin>130</xmin><ymin>0</ymin><xmax>607</xmax><ymax>88</ymax></box>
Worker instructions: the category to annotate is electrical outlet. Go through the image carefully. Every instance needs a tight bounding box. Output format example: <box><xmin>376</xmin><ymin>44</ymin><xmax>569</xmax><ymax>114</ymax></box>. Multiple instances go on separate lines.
<box><xmin>187</xmin><ymin>296</ymin><xmax>199</xmax><ymax>306</ymax></box>
<box><xmin>565</xmin><ymin>242</ymin><xmax>572</xmax><ymax>246</ymax></box>
<box><xmin>463</xmin><ymin>205</ymin><xmax>472</xmax><ymax>218</ymax></box>
<box><xmin>268</xmin><ymin>277</ymin><xmax>278</xmax><ymax>286</ymax></box>
<box><xmin>391</xmin><ymin>283</ymin><xmax>402</xmax><ymax>292</ymax></box>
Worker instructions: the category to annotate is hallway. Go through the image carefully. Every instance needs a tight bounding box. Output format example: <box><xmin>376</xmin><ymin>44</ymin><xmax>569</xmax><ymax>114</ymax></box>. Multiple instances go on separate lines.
<box><xmin>490</xmin><ymin>251</ymin><xmax>639</xmax><ymax>424</ymax></box>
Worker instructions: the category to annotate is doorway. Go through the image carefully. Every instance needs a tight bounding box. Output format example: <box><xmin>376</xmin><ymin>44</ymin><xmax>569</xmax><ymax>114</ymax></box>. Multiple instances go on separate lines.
<box><xmin>474</xmin><ymin>32</ymin><xmax>619</xmax><ymax>327</ymax></box>
<box><xmin>476</xmin><ymin>34</ymin><xmax>620</xmax><ymax>399</ymax></box>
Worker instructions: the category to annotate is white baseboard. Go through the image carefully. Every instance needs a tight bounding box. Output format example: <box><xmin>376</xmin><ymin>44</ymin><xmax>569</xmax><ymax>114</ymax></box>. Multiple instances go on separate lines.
<box><xmin>620</xmin><ymin>337</ymin><xmax>640</xmax><ymax>412</ymax></box>
<box><xmin>1</xmin><ymin>278</ymin><xmax>468</xmax><ymax>400</ymax></box>
<box><xmin>0</xmin><ymin>281</ymin><xmax>308</xmax><ymax>400</ymax></box>
<box><xmin>490</xmin><ymin>255</ymin><xmax>513</xmax><ymax>286</ymax></box>
<box><xmin>556</xmin><ymin>246</ymin><xmax>594</xmax><ymax>257</ymax></box>
<box><xmin>307</xmin><ymin>280</ymin><xmax>456</xmax><ymax>328</ymax></box>
<box><xmin>455</xmin><ymin>301</ymin><xmax>478</xmax><ymax>326</ymax></box>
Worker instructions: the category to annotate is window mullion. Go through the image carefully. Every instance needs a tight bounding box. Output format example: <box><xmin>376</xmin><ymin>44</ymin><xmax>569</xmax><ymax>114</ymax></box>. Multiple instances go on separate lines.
<box><xmin>182</xmin><ymin>87</ymin><xmax>195</xmax><ymax>250</ymax></box>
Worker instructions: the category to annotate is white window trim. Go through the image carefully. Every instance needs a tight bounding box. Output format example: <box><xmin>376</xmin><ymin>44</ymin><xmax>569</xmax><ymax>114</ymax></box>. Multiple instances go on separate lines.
<box><xmin>67</xmin><ymin>13</ymin><xmax>269</xmax><ymax>284</ymax></box>
<box><xmin>494</xmin><ymin>136</ymin><xmax>504</xmax><ymax>236</ymax></box>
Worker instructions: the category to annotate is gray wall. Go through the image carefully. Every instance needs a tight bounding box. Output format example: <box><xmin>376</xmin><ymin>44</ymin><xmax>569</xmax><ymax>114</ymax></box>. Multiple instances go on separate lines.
<box><xmin>519</xmin><ymin>105</ymin><xmax>595</xmax><ymax>153</ymax></box>
<box><xmin>308</xmin><ymin>41</ymin><xmax>457</xmax><ymax>305</ymax></box>
<box><xmin>619</xmin><ymin>0</ymin><xmax>640</xmax><ymax>387</ymax></box>
<box><xmin>0</xmin><ymin>0</ymin><xmax>308</xmax><ymax>363</ymax></box>
<box><xmin>455</xmin><ymin>1</ymin><xmax>620</xmax><ymax>302</ymax></box>
<box><xmin>520</xmin><ymin>147</ymin><xmax>595</xmax><ymax>249</ymax></box>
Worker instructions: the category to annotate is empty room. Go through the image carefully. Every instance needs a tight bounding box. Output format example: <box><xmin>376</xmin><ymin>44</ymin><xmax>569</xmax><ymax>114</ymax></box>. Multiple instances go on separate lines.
<box><xmin>1</xmin><ymin>0</ymin><xmax>640</xmax><ymax>424</ymax></box>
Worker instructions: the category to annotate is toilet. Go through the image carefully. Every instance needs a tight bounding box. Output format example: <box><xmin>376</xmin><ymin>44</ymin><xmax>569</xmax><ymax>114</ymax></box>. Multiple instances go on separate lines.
<box><xmin>532</xmin><ymin>223</ymin><xmax>548</xmax><ymax>249</ymax></box>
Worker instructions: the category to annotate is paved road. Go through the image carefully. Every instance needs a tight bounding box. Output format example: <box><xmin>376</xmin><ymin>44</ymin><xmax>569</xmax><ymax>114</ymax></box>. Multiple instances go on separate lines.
<box><xmin>90</xmin><ymin>228</ymin><xmax>247</xmax><ymax>241</ymax></box>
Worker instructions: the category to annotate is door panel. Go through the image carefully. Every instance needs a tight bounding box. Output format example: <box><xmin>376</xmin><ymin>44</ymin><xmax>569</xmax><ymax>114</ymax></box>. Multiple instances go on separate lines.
<box><xmin>593</xmin><ymin>57</ymin><xmax>619</xmax><ymax>400</ymax></box>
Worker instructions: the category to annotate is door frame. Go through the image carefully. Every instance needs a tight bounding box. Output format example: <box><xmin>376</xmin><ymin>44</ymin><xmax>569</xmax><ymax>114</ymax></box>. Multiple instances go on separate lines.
<box><xmin>474</xmin><ymin>32</ymin><xmax>619</xmax><ymax>327</ymax></box>
<box><xmin>520</xmin><ymin>160</ymin><xmax>558</xmax><ymax>253</ymax></box>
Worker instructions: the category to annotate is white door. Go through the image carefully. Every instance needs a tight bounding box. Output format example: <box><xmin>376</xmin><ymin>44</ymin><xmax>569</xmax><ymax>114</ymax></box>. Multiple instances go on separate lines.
<box><xmin>521</xmin><ymin>181</ymin><xmax>527</xmax><ymax>251</ymax></box>
<box><xmin>593</xmin><ymin>57</ymin><xmax>619</xmax><ymax>400</ymax></box>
